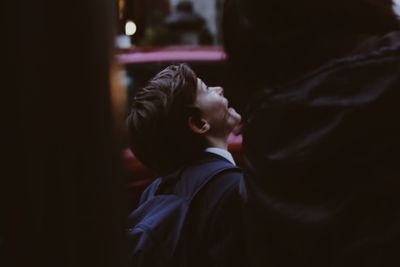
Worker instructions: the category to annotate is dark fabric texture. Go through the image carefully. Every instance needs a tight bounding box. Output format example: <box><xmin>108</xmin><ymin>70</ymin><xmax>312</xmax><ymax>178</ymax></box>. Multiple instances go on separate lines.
<box><xmin>178</xmin><ymin>156</ymin><xmax>246</xmax><ymax>267</ymax></box>
<box><xmin>241</xmin><ymin>31</ymin><xmax>400</xmax><ymax>267</ymax></box>
<box><xmin>128</xmin><ymin>152</ymin><xmax>245</xmax><ymax>267</ymax></box>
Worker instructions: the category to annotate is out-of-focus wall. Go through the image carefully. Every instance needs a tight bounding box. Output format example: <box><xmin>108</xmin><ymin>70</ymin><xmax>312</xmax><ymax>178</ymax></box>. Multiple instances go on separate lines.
<box><xmin>394</xmin><ymin>0</ymin><xmax>400</xmax><ymax>16</ymax></box>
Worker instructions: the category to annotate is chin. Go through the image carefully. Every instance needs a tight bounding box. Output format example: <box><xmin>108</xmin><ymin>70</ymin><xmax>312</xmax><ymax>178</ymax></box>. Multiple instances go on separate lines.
<box><xmin>228</xmin><ymin>107</ymin><xmax>241</xmax><ymax>121</ymax></box>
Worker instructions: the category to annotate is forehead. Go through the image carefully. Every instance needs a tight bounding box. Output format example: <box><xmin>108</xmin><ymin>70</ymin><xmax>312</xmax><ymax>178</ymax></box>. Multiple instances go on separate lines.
<box><xmin>196</xmin><ymin>78</ymin><xmax>206</xmax><ymax>90</ymax></box>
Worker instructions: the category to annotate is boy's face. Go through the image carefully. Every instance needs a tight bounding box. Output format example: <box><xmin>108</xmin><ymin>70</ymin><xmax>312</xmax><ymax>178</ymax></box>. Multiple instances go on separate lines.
<box><xmin>193</xmin><ymin>78</ymin><xmax>241</xmax><ymax>137</ymax></box>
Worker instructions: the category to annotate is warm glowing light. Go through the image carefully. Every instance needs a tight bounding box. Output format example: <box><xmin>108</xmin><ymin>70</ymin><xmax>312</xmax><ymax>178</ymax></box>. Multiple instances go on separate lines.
<box><xmin>125</xmin><ymin>20</ymin><xmax>137</xmax><ymax>36</ymax></box>
<box><xmin>118</xmin><ymin>0</ymin><xmax>126</xmax><ymax>20</ymax></box>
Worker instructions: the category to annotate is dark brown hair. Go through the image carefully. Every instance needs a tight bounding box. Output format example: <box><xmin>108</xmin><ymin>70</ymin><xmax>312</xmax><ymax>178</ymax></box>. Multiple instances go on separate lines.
<box><xmin>126</xmin><ymin>64</ymin><xmax>206</xmax><ymax>175</ymax></box>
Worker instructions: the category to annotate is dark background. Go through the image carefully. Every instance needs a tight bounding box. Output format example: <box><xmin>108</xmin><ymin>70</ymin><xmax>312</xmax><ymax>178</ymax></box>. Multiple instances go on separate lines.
<box><xmin>3</xmin><ymin>1</ymin><xmax>127</xmax><ymax>267</ymax></box>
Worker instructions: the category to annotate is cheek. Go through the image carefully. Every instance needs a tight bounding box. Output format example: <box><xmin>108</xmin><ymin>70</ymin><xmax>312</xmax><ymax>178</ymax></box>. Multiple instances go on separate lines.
<box><xmin>199</xmin><ymin>97</ymin><xmax>227</xmax><ymax>119</ymax></box>
<box><xmin>211</xmin><ymin>102</ymin><xmax>227</xmax><ymax>117</ymax></box>
<box><xmin>203</xmin><ymin>98</ymin><xmax>223</xmax><ymax>112</ymax></box>
<box><xmin>216</xmin><ymin>105</ymin><xmax>230</xmax><ymax>123</ymax></box>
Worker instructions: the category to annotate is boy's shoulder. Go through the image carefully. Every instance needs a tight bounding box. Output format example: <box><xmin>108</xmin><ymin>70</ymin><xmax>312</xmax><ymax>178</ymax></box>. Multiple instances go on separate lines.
<box><xmin>180</xmin><ymin>151</ymin><xmax>242</xmax><ymax>194</ymax></box>
<box><xmin>139</xmin><ymin>151</ymin><xmax>241</xmax><ymax>204</ymax></box>
<box><xmin>167</xmin><ymin>152</ymin><xmax>240</xmax><ymax>191</ymax></box>
<box><xmin>182</xmin><ymin>152</ymin><xmax>239</xmax><ymax>177</ymax></box>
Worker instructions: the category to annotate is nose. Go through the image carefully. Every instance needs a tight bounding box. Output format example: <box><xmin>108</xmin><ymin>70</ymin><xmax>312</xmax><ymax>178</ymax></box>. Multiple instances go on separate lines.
<box><xmin>213</xmin><ymin>86</ymin><xmax>224</xmax><ymax>96</ymax></box>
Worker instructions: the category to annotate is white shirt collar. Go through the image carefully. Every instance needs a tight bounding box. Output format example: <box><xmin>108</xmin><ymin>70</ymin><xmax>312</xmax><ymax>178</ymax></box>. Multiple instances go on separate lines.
<box><xmin>204</xmin><ymin>147</ymin><xmax>236</xmax><ymax>165</ymax></box>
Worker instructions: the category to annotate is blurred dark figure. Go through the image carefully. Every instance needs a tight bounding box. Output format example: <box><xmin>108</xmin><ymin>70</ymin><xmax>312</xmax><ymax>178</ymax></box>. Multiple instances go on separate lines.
<box><xmin>165</xmin><ymin>1</ymin><xmax>213</xmax><ymax>45</ymax></box>
<box><xmin>222</xmin><ymin>0</ymin><xmax>400</xmax><ymax>266</ymax></box>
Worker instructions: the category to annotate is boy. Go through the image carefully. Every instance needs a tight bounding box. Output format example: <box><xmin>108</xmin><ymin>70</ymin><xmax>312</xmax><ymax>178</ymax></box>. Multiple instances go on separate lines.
<box><xmin>126</xmin><ymin>64</ymin><xmax>244</xmax><ymax>267</ymax></box>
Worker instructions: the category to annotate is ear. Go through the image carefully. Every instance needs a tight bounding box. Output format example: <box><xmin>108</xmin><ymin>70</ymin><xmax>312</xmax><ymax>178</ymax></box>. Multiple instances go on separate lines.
<box><xmin>188</xmin><ymin>116</ymin><xmax>210</xmax><ymax>134</ymax></box>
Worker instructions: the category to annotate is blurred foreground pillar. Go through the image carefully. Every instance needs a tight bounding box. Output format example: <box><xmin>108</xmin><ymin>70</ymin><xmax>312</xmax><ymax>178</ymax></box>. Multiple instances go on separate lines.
<box><xmin>3</xmin><ymin>1</ymin><xmax>127</xmax><ymax>267</ymax></box>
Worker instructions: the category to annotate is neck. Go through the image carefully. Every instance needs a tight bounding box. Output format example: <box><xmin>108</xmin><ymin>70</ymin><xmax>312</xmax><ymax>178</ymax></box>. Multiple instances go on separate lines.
<box><xmin>205</xmin><ymin>135</ymin><xmax>228</xmax><ymax>150</ymax></box>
